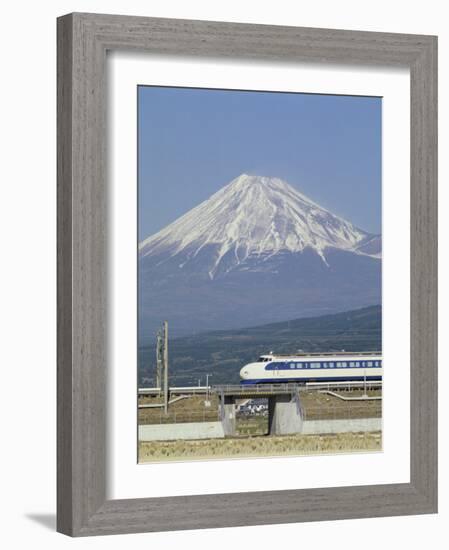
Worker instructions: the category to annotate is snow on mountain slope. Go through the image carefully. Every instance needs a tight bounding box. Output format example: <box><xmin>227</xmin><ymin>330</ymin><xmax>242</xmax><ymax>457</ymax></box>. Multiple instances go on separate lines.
<box><xmin>139</xmin><ymin>174</ymin><xmax>380</xmax><ymax>278</ymax></box>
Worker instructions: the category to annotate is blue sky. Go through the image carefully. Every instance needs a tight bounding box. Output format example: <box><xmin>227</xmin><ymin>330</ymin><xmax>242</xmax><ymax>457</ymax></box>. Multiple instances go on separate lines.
<box><xmin>138</xmin><ymin>86</ymin><xmax>381</xmax><ymax>240</ymax></box>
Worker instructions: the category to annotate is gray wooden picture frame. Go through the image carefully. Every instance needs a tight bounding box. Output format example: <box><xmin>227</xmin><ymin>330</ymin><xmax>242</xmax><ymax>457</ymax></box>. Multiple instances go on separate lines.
<box><xmin>57</xmin><ymin>12</ymin><xmax>438</xmax><ymax>537</ymax></box>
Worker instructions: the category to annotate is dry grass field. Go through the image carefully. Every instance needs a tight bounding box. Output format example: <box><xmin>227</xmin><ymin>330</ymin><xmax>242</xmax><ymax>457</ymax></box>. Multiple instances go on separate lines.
<box><xmin>138</xmin><ymin>394</ymin><xmax>220</xmax><ymax>424</ymax></box>
<box><xmin>300</xmin><ymin>390</ymin><xmax>382</xmax><ymax>420</ymax></box>
<box><xmin>138</xmin><ymin>431</ymin><xmax>382</xmax><ymax>463</ymax></box>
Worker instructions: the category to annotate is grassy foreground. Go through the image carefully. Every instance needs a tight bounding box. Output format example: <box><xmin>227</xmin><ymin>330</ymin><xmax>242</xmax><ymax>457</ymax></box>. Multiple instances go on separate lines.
<box><xmin>139</xmin><ymin>431</ymin><xmax>382</xmax><ymax>463</ymax></box>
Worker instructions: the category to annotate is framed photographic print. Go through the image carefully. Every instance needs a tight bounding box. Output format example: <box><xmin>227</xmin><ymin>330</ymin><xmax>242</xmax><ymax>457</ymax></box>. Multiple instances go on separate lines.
<box><xmin>57</xmin><ymin>13</ymin><xmax>437</xmax><ymax>536</ymax></box>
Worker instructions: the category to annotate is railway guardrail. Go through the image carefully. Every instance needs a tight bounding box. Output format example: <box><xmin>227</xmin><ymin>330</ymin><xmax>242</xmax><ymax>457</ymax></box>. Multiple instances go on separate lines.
<box><xmin>138</xmin><ymin>380</ymin><xmax>382</xmax><ymax>397</ymax></box>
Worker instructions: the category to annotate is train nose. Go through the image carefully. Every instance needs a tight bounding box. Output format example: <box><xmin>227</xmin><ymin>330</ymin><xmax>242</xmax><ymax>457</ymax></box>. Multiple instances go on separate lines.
<box><xmin>240</xmin><ymin>365</ymin><xmax>250</xmax><ymax>379</ymax></box>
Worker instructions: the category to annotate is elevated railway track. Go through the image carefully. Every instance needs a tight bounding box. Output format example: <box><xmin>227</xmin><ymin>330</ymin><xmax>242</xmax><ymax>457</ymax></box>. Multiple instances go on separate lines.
<box><xmin>138</xmin><ymin>380</ymin><xmax>382</xmax><ymax>398</ymax></box>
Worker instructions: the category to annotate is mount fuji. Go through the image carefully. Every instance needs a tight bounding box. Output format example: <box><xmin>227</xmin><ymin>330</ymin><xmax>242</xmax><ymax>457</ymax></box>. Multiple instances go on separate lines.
<box><xmin>139</xmin><ymin>174</ymin><xmax>381</xmax><ymax>342</ymax></box>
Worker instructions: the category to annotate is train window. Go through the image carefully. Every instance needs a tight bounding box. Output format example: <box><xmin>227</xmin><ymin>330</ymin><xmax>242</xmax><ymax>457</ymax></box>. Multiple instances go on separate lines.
<box><xmin>341</xmin><ymin>362</ymin><xmax>347</xmax><ymax>367</ymax></box>
<box><xmin>355</xmin><ymin>362</ymin><xmax>360</xmax><ymax>367</ymax></box>
<box><xmin>349</xmin><ymin>362</ymin><xmax>354</xmax><ymax>367</ymax></box>
<box><xmin>367</xmin><ymin>361</ymin><xmax>372</xmax><ymax>366</ymax></box>
<box><xmin>336</xmin><ymin>362</ymin><xmax>341</xmax><ymax>367</ymax></box>
<box><xmin>328</xmin><ymin>362</ymin><xmax>334</xmax><ymax>367</ymax></box>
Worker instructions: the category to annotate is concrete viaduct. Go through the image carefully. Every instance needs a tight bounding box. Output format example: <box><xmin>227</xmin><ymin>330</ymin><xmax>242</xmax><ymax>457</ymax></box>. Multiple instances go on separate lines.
<box><xmin>212</xmin><ymin>384</ymin><xmax>304</xmax><ymax>436</ymax></box>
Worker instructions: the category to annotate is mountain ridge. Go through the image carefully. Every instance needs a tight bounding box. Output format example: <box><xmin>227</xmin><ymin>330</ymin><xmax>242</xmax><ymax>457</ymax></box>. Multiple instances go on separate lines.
<box><xmin>138</xmin><ymin>305</ymin><xmax>382</xmax><ymax>385</ymax></box>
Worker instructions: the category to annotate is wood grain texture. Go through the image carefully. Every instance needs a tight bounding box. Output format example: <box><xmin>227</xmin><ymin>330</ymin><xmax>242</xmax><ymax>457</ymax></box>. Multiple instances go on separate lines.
<box><xmin>409</xmin><ymin>36</ymin><xmax>438</xmax><ymax>508</ymax></box>
<box><xmin>57</xmin><ymin>13</ymin><xmax>74</xmax><ymax>536</ymax></box>
<box><xmin>57</xmin><ymin>12</ymin><xmax>438</xmax><ymax>537</ymax></box>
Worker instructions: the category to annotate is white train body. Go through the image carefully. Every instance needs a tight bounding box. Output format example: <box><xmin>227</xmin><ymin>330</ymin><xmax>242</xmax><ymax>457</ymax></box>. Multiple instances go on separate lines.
<box><xmin>239</xmin><ymin>352</ymin><xmax>382</xmax><ymax>384</ymax></box>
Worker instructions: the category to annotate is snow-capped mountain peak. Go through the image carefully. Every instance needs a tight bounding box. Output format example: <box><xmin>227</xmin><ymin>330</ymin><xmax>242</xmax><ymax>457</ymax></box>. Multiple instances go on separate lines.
<box><xmin>139</xmin><ymin>174</ymin><xmax>380</xmax><ymax>278</ymax></box>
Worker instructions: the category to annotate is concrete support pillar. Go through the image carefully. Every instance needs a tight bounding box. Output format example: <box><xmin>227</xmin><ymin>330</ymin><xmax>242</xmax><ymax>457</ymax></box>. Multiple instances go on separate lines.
<box><xmin>268</xmin><ymin>393</ymin><xmax>303</xmax><ymax>435</ymax></box>
<box><xmin>220</xmin><ymin>395</ymin><xmax>236</xmax><ymax>436</ymax></box>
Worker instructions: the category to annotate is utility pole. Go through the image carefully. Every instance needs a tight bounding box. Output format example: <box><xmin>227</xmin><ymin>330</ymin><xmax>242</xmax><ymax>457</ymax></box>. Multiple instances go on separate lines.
<box><xmin>205</xmin><ymin>373</ymin><xmax>212</xmax><ymax>407</ymax></box>
<box><xmin>163</xmin><ymin>320</ymin><xmax>169</xmax><ymax>414</ymax></box>
<box><xmin>155</xmin><ymin>329</ymin><xmax>163</xmax><ymax>395</ymax></box>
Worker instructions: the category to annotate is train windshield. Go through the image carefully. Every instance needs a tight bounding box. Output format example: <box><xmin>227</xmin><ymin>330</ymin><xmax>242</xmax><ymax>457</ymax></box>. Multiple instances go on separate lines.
<box><xmin>257</xmin><ymin>357</ymin><xmax>271</xmax><ymax>362</ymax></box>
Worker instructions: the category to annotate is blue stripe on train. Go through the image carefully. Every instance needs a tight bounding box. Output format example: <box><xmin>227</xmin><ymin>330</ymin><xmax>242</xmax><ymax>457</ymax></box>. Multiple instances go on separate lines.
<box><xmin>265</xmin><ymin>361</ymin><xmax>382</xmax><ymax>370</ymax></box>
<box><xmin>240</xmin><ymin>376</ymin><xmax>382</xmax><ymax>385</ymax></box>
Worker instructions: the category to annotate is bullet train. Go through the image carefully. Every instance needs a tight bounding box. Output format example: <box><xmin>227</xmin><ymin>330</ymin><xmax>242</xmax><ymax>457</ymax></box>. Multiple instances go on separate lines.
<box><xmin>239</xmin><ymin>351</ymin><xmax>382</xmax><ymax>385</ymax></box>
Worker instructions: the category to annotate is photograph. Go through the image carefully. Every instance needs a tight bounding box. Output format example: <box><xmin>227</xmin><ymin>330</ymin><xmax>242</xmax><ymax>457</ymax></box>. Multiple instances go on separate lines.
<box><xmin>137</xmin><ymin>86</ymin><xmax>383</xmax><ymax>463</ymax></box>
